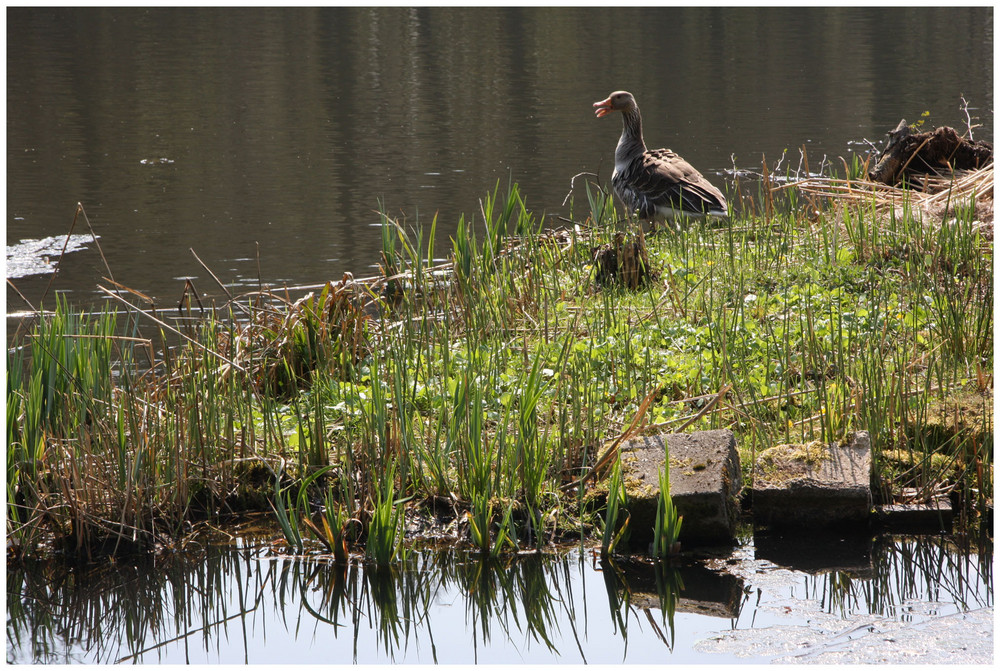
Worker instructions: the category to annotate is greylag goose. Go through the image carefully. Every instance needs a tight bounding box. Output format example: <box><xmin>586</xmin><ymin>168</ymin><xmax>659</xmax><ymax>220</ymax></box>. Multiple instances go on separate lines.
<box><xmin>593</xmin><ymin>90</ymin><xmax>727</xmax><ymax>224</ymax></box>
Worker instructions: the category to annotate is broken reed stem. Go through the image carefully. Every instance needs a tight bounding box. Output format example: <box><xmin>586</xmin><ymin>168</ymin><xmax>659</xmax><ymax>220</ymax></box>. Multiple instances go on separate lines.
<box><xmin>98</xmin><ymin>285</ymin><xmax>246</xmax><ymax>373</ymax></box>
<box><xmin>649</xmin><ymin>383</ymin><xmax>733</xmax><ymax>434</ymax></box>
<box><xmin>788</xmin><ymin>165</ymin><xmax>994</xmax><ymax>211</ymax></box>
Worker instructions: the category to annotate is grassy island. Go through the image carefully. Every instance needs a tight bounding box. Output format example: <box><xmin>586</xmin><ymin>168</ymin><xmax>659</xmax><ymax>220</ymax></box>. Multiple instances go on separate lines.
<box><xmin>6</xmin><ymin>170</ymin><xmax>993</xmax><ymax>562</ymax></box>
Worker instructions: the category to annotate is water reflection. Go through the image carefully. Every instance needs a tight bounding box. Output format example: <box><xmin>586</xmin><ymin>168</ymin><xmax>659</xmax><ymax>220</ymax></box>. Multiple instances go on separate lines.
<box><xmin>813</xmin><ymin>536</ymin><xmax>993</xmax><ymax>620</ymax></box>
<box><xmin>6</xmin><ymin>535</ymin><xmax>992</xmax><ymax>664</ymax></box>
<box><xmin>599</xmin><ymin>556</ymin><xmax>691</xmax><ymax>653</ymax></box>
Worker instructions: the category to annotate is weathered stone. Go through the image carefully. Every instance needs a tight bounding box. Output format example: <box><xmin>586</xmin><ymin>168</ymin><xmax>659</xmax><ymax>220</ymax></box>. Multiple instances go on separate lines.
<box><xmin>615</xmin><ymin>429</ymin><xmax>742</xmax><ymax>548</ymax></box>
<box><xmin>752</xmin><ymin>431</ymin><xmax>871</xmax><ymax>528</ymax></box>
<box><xmin>875</xmin><ymin>501</ymin><xmax>953</xmax><ymax>533</ymax></box>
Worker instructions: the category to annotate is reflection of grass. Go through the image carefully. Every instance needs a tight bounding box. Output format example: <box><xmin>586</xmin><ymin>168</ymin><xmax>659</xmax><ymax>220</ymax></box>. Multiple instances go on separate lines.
<box><xmin>599</xmin><ymin>555</ymin><xmax>683</xmax><ymax>653</ymax></box>
<box><xmin>452</xmin><ymin>553</ymin><xmax>562</xmax><ymax>659</ymax></box>
<box><xmin>809</xmin><ymin>535</ymin><xmax>994</xmax><ymax>619</ymax></box>
<box><xmin>598</xmin><ymin>555</ymin><xmax>633</xmax><ymax>657</ymax></box>
<box><xmin>651</xmin><ymin>560</ymin><xmax>684</xmax><ymax>650</ymax></box>
<box><xmin>7</xmin><ymin>166</ymin><xmax>993</xmax><ymax>560</ymax></box>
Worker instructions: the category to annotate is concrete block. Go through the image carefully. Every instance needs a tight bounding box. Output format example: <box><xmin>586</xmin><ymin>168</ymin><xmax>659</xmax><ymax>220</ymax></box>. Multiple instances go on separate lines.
<box><xmin>875</xmin><ymin>501</ymin><xmax>953</xmax><ymax>533</ymax></box>
<box><xmin>752</xmin><ymin>431</ymin><xmax>871</xmax><ymax>528</ymax></box>
<box><xmin>616</xmin><ymin>429</ymin><xmax>742</xmax><ymax>548</ymax></box>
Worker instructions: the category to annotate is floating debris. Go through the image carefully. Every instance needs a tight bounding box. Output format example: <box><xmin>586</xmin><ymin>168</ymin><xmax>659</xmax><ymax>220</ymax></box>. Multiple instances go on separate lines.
<box><xmin>6</xmin><ymin>234</ymin><xmax>98</xmax><ymax>279</ymax></box>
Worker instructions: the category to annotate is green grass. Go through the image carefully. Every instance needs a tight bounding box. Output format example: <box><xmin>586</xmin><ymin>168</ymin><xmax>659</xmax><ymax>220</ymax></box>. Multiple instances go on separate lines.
<box><xmin>6</xmin><ymin>167</ymin><xmax>993</xmax><ymax>562</ymax></box>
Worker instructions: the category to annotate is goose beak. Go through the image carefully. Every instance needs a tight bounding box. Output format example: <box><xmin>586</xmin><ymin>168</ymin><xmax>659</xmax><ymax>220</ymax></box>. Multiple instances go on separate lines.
<box><xmin>593</xmin><ymin>97</ymin><xmax>613</xmax><ymax>117</ymax></box>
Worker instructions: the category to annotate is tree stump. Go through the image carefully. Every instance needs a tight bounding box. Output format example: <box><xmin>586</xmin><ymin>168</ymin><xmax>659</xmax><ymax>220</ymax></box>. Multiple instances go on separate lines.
<box><xmin>868</xmin><ymin>119</ymin><xmax>993</xmax><ymax>186</ymax></box>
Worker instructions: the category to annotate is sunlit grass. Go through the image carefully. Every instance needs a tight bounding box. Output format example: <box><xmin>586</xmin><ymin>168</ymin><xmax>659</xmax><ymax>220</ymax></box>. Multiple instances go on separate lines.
<box><xmin>600</xmin><ymin>459</ymin><xmax>630</xmax><ymax>556</ymax></box>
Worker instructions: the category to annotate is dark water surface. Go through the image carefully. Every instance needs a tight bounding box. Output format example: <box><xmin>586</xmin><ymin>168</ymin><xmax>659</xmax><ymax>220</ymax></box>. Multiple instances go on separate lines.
<box><xmin>6</xmin><ymin>530</ymin><xmax>992</xmax><ymax>664</ymax></box>
<box><xmin>6</xmin><ymin>6</ymin><xmax>993</xmax><ymax>316</ymax></box>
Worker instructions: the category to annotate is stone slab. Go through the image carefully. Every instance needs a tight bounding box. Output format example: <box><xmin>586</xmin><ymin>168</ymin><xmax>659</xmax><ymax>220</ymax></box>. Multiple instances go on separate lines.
<box><xmin>875</xmin><ymin>501</ymin><xmax>953</xmax><ymax>533</ymax></box>
<box><xmin>616</xmin><ymin>429</ymin><xmax>742</xmax><ymax>548</ymax></box>
<box><xmin>752</xmin><ymin>431</ymin><xmax>871</xmax><ymax>528</ymax></box>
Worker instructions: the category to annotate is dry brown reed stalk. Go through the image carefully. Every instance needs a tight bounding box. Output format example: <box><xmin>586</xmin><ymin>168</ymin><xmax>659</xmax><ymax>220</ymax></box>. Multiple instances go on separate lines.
<box><xmin>228</xmin><ymin>219</ymin><xmax>596</xmax><ymax>359</ymax></box>
<box><xmin>98</xmin><ymin>285</ymin><xmax>246</xmax><ymax>373</ymax></box>
<box><xmin>784</xmin><ymin>164</ymin><xmax>994</xmax><ymax>225</ymax></box>
<box><xmin>242</xmin><ymin>218</ymin><xmax>603</xmax><ymax>366</ymax></box>
<box><xmin>561</xmin><ymin>383</ymin><xmax>732</xmax><ymax>492</ymax></box>
<box><xmin>219</xmin><ymin>274</ymin><xmax>380</xmax><ymax>393</ymax></box>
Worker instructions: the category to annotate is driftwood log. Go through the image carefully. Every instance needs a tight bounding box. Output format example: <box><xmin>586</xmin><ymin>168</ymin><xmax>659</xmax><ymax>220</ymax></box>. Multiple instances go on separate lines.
<box><xmin>869</xmin><ymin>119</ymin><xmax>993</xmax><ymax>186</ymax></box>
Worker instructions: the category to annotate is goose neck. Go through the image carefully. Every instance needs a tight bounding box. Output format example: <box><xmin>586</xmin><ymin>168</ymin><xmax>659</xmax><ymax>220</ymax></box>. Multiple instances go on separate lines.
<box><xmin>616</xmin><ymin>105</ymin><xmax>646</xmax><ymax>158</ymax></box>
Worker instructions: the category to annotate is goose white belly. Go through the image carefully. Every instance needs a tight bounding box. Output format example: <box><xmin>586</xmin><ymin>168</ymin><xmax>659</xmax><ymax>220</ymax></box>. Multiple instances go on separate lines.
<box><xmin>654</xmin><ymin>203</ymin><xmax>727</xmax><ymax>221</ymax></box>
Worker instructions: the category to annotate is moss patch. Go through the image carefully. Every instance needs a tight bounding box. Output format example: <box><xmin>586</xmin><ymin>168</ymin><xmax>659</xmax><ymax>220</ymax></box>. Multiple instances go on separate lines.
<box><xmin>906</xmin><ymin>390</ymin><xmax>993</xmax><ymax>454</ymax></box>
<box><xmin>755</xmin><ymin>440</ymin><xmax>832</xmax><ymax>485</ymax></box>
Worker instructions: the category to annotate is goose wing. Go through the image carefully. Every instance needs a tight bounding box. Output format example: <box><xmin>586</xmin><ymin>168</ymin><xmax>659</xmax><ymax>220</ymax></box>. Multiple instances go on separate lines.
<box><xmin>615</xmin><ymin>148</ymin><xmax>727</xmax><ymax>218</ymax></box>
<box><xmin>645</xmin><ymin>148</ymin><xmax>727</xmax><ymax>214</ymax></box>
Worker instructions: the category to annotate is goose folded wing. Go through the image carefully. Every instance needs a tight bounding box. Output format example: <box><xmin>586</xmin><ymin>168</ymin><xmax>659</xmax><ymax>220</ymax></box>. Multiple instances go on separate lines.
<box><xmin>635</xmin><ymin>150</ymin><xmax>725</xmax><ymax>214</ymax></box>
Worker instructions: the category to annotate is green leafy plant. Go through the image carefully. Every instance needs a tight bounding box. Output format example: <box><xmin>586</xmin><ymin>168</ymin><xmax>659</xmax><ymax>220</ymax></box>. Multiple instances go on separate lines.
<box><xmin>467</xmin><ymin>493</ymin><xmax>516</xmax><ymax>557</ymax></box>
<box><xmin>296</xmin><ymin>464</ymin><xmax>359</xmax><ymax>564</ymax></box>
<box><xmin>271</xmin><ymin>463</ymin><xmax>304</xmax><ymax>555</ymax></box>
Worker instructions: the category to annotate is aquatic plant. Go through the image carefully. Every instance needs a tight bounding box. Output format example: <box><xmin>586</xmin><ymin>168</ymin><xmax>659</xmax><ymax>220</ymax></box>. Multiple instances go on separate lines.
<box><xmin>600</xmin><ymin>459</ymin><xmax>630</xmax><ymax>555</ymax></box>
<box><xmin>364</xmin><ymin>460</ymin><xmax>408</xmax><ymax>565</ymax></box>
<box><xmin>651</xmin><ymin>457</ymin><xmax>683</xmax><ymax>558</ymax></box>
<box><xmin>467</xmin><ymin>493</ymin><xmax>516</xmax><ymax>557</ymax></box>
<box><xmin>292</xmin><ymin>464</ymin><xmax>359</xmax><ymax>563</ymax></box>
<box><xmin>271</xmin><ymin>463</ymin><xmax>304</xmax><ymax>555</ymax></box>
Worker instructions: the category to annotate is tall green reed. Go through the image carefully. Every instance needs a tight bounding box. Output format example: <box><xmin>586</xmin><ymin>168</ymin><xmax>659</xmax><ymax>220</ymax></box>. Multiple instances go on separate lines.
<box><xmin>365</xmin><ymin>459</ymin><xmax>408</xmax><ymax>564</ymax></box>
<box><xmin>600</xmin><ymin>459</ymin><xmax>630</xmax><ymax>555</ymax></box>
<box><xmin>651</xmin><ymin>456</ymin><xmax>683</xmax><ymax>558</ymax></box>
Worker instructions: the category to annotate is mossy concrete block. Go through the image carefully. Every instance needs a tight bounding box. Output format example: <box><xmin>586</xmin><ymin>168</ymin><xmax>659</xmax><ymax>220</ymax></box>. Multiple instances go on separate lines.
<box><xmin>752</xmin><ymin>431</ymin><xmax>871</xmax><ymax>528</ymax></box>
<box><xmin>617</xmin><ymin>429</ymin><xmax>742</xmax><ymax>547</ymax></box>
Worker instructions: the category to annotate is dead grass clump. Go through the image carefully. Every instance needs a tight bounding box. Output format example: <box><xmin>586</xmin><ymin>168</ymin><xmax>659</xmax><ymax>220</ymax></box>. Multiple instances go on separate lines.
<box><xmin>791</xmin><ymin>163</ymin><xmax>993</xmax><ymax>227</ymax></box>
<box><xmin>233</xmin><ymin>274</ymin><xmax>372</xmax><ymax>394</ymax></box>
<box><xmin>591</xmin><ymin>231</ymin><xmax>655</xmax><ymax>289</ymax></box>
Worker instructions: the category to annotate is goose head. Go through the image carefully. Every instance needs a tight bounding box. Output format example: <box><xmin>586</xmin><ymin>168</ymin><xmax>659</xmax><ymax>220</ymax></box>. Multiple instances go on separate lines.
<box><xmin>593</xmin><ymin>90</ymin><xmax>637</xmax><ymax>117</ymax></box>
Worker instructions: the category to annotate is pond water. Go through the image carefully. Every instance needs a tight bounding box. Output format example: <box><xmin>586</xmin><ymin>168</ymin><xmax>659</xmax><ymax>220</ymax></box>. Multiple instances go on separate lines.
<box><xmin>6</xmin><ymin>528</ymin><xmax>992</xmax><ymax>664</ymax></box>
<box><xmin>6</xmin><ymin>6</ymin><xmax>993</xmax><ymax>321</ymax></box>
